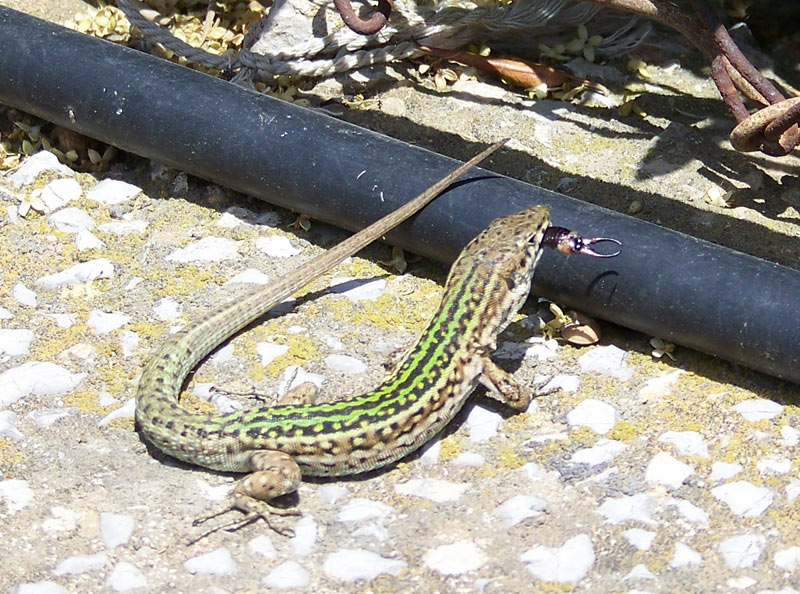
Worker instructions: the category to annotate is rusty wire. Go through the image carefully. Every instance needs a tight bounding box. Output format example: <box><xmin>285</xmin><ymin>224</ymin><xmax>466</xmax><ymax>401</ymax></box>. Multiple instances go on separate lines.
<box><xmin>333</xmin><ymin>0</ymin><xmax>393</xmax><ymax>35</ymax></box>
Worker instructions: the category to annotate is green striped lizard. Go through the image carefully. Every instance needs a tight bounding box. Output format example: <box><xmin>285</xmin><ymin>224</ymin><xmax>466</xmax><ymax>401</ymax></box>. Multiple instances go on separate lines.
<box><xmin>135</xmin><ymin>140</ymin><xmax>620</xmax><ymax>534</ymax></box>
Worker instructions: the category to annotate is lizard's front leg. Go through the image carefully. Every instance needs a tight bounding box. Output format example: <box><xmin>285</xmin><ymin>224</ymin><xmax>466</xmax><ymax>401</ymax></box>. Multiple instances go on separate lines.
<box><xmin>477</xmin><ymin>357</ymin><xmax>532</xmax><ymax>411</ymax></box>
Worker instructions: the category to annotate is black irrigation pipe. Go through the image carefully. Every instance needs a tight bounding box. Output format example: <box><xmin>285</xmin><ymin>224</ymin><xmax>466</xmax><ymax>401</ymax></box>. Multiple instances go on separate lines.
<box><xmin>1</xmin><ymin>7</ymin><xmax>799</xmax><ymax>383</ymax></box>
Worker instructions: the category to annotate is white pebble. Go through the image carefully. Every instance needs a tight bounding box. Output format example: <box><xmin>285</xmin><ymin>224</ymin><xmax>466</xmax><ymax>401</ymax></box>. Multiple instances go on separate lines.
<box><xmin>711</xmin><ymin>461</ymin><xmax>742</xmax><ymax>481</ymax></box>
<box><xmin>599</xmin><ymin>494</ymin><xmax>657</xmax><ymax>525</ymax></box>
<box><xmin>542</xmin><ymin>374</ymin><xmax>580</xmax><ymax>393</ymax></box>
<box><xmin>0</xmin><ymin>478</ymin><xmax>34</xmax><ymax>513</ymax></box>
<box><xmin>216</xmin><ymin>212</ymin><xmax>242</xmax><ymax>228</ymax></box>
<box><xmin>322</xmin><ymin>549</ymin><xmax>405</xmax><ymax>581</ymax></box>
<box><xmin>98</xmin><ymin>392</ymin><xmax>118</xmax><ymax>407</ymax></box>
<box><xmin>493</xmin><ymin>494</ymin><xmax>547</xmax><ymax>528</ymax></box>
<box><xmin>290</xmin><ymin>515</ymin><xmax>318</xmax><ymax>557</ymax></box>
<box><xmin>256</xmin><ymin>342</ymin><xmax>289</xmax><ymax>366</ymax></box>
<box><xmin>12</xmin><ymin>582</ymin><xmax>68</xmax><ymax>594</ymax></box>
<box><xmin>0</xmin><ymin>328</ymin><xmax>33</xmax><ymax>356</ymax></box>
<box><xmin>670</xmin><ymin>542</ymin><xmax>702</xmax><ymax>567</ymax></box>
<box><xmin>337</xmin><ymin>498</ymin><xmax>394</xmax><ymax>523</ymax></box>
<box><xmin>0</xmin><ymin>362</ymin><xmax>84</xmax><ymax>407</ymax></box>
<box><xmin>524</xmin><ymin>337</ymin><xmax>559</xmax><ymax>360</ymax></box>
<box><xmin>75</xmin><ymin>229</ymin><xmax>105</xmax><ymax>250</ymax></box>
<box><xmin>40</xmin><ymin>178</ymin><xmax>82</xmax><ymax>211</ymax></box>
<box><xmin>119</xmin><ymin>330</ymin><xmax>139</xmax><ymax>358</ymax></box>
<box><xmin>318</xmin><ymin>484</ymin><xmax>348</xmax><ymax>504</ymax></box>
<box><xmin>210</xmin><ymin>343</ymin><xmax>234</xmax><ymax>365</ymax></box>
<box><xmin>711</xmin><ymin>481</ymin><xmax>773</xmax><ymax>517</ymax></box>
<box><xmin>41</xmin><ymin>506</ymin><xmax>79</xmax><ymax>533</ymax></box>
<box><xmin>278</xmin><ymin>366</ymin><xmax>324</xmax><ymax>395</ymax></box>
<box><xmin>53</xmin><ymin>552</ymin><xmax>108</xmax><ymax>576</ymax></box>
<box><xmin>395</xmin><ymin>478</ymin><xmax>469</xmax><ymax>503</ymax></box>
<box><xmin>48</xmin><ymin>207</ymin><xmax>95</xmax><ymax>233</ymax></box>
<box><xmin>37</xmin><ymin>258</ymin><xmax>114</xmax><ymax>288</ymax></box>
<box><xmin>423</xmin><ymin>540</ymin><xmax>485</xmax><ymax>575</ymax></box>
<box><xmin>787</xmin><ymin>480</ymin><xmax>800</xmax><ymax>503</ymax></box>
<box><xmin>48</xmin><ymin>313</ymin><xmax>76</xmax><ymax>328</ymax></box>
<box><xmin>645</xmin><ymin>452</ymin><xmax>693</xmax><ymax>488</ymax></box>
<box><xmin>28</xmin><ymin>408</ymin><xmax>77</xmax><ymax>429</ymax></box>
<box><xmin>324</xmin><ymin>354</ymin><xmax>367</xmax><ymax>374</ymax></box>
<box><xmin>0</xmin><ymin>306</ymin><xmax>11</xmax><ymax>319</ymax></box>
<box><xmin>466</xmin><ymin>404</ymin><xmax>503</xmax><ymax>442</ymax></box>
<box><xmin>775</xmin><ymin>546</ymin><xmax>800</xmax><ymax>571</ymax></box>
<box><xmin>87</xmin><ymin>179</ymin><xmax>141</xmax><ymax>204</ymax></box>
<box><xmin>262</xmin><ymin>561</ymin><xmax>310</xmax><ymax>590</ymax></box>
<box><xmin>153</xmin><ymin>298</ymin><xmax>182</xmax><ymax>321</ymax></box>
<box><xmin>98</xmin><ymin>220</ymin><xmax>147</xmax><ymax>235</ymax></box>
<box><xmin>718</xmin><ymin>534</ymin><xmax>765</xmax><ymax>569</ymax></box>
<box><xmin>623</xmin><ymin>564</ymin><xmax>656</xmax><ymax>581</ymax></box>
<box><xmin>107</xmin><ymin>561</ymin><xmax>147</xmax><ymax>592</ymax></box>
<box><xmin>781</xmin><ymin>425</ymin><xmax>800</xmax><ymax>446</ymax></box>
<box><xmin>101</xmin><ymin>512</ymin><xmax>135</xmax><ymax>548</ymax></box>
<box><xmin>570</xmin><ymin>439</ymin><xmax>626</xmax><ymax>466</ymax></box>
<box><xmin>184</xmin><ymin>547</ymin><xmax>236</xmax><ymax>576</ymax></box>
<box><xmin>757</xmin><ymin>457</ymin><xmax>791</xmax><ymax>475</ymax></box>
<box><xmin>0</xmin><ymin>411</ymin><xmax>24</xmax><ymax>440</ymax></box>
<box><xmin>13</xmin><ymin>282</ymin><xmax>37</xmax><ymax>306</ymax></box>
<box><xmin>520</xmin><ymin>534</ymin><xmax>595</xmax><ymax>583</ymax></box>
<box><xmin>577</xmin><ymin>345</ymin><xmax>634</xmax><ymax>381</ymax></box>
<box><xmin>567</xmin><ymin>399</ymin><xmax>617</xmax><ymax>434</ymax></box>
<box><xmin>659</xmin><ymin>430</ymin><xmax>709</xmax><ymax>458</ymax></box>
<box><xmin>666</xmin><ymin>498</ymin><xmax>708</xmax><ymax>525</ymax></box>
<box><xmin>98</xmin><ymin>399</ymin><xmax>135</xmax><ymax>427</ymax></box>
<box><xmin>451</xmin><ymin>452</ymin><xmax>484</xmax><ymax>467</ymax></box>
<box><xmin>330</xmin><ymin>277</ymin><xmax>386</xmax><ymax>302</ymax></box>
<box><xmin>257</xmin><ymin>235</ymin><xmax>301</xmax><ymax>257</ymax></box>
<box><xmin>638</xmin><ymin>370</ymin><xmax>683</xmax><ymax>398</ymax></box>
<box><xmin>9</xmin><ymin>151</ymin><xmax>73</xmax><ymax>187</ymax></box>
<box><xmin>87</xmin><ymin>310</ymin><xmax>130</xmax><ymax>334</ymax></box>
<box><xmin>734</xmin><ymin>398</ymin><xmax>782</xmax><ymax>421</ymax></box>
<box><xmin>166</xmin><ymin>237</ymin><xmax>239</xmax><ymax>263</ymax></box>
<box><xmin>225</xmin><ymin>268</ymin><xmax>270</xmax><ymax>285</ymax></box>
<box><xmin>352</xmin><ymin>523</ymin><xmax>389</xmax><ymax>541</ymax></box>
<box><xmin>247</xmin><ymin>535</ymin><xmax>277</xmax><ymax>559</ymax></box>
<box><xmin>419</xmin><ymin>439</ymin><xmax>441</xmax><ymax>464</ymax></box>
<box><xmin>623</xmin><ymin>528</ymin><xmax>656</xmax><ymax>551</ymax></box>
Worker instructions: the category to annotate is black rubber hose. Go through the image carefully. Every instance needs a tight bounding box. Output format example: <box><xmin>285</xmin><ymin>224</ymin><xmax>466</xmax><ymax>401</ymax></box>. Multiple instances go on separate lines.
<box><xmin>1</xmin><ymin>7</ymin><xmax>798</xmax><ymax>383</ymax></box>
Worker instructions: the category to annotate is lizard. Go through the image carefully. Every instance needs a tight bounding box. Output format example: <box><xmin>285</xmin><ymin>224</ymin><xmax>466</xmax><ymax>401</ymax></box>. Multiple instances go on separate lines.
<box><xmin>135</xmin><ymin>139</ymin><xmax>620</xmax><ymax>534</ymax></box>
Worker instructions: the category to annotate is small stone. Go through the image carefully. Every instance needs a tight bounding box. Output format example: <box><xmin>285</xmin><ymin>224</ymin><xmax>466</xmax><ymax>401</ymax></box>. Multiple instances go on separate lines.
<box><xmin>667</xmin><ymin>498</ymin><xmax>708</xmax><ymax>525</ymax></box>
<box><xmin>718</xmin><ymin>534</ymin><xmax>765</xmax><ymax>569</ymax></box>
<box><xmin>774</xmin><ymin>546</ymin><xmax>800</xmax><ymax>571</ymax></box>
<box><xmin>256</xmin><ymin>342</ymin><xmax>289</xmax><ymax>366</ymax></box>
<box><xmin>248</xmin><ymin>535</ymin><xmax>277</xmax><ymax>559</ymax></box>
<box><xmin>322</xmin><ymin>549</ymin><xmax>405</xmax><ymax>581</ymax></box>
<box><xmin>28</xmin><ymin>408</ymin><xmax>77</xmax><ymax>429</ymax></box>
<box><xmin>395</xmin><ymin>478</ymin><xmax>469</xmax><ymax>503</ymax></box>
<box><xmin>184</xmin><ymin>547</ymin><xmax>236</xmax><ymax>577</ymax></box>
<box><xmin>0</xmin><ymin>306</ymin><xmax>11</xmax><ymax>320</ymax></box>
<box><xmin>107</xmin><ymin>561</ymin><xmax>147</xmax><ymax>591</ymax></box>
<box><xmin>0</xmin><ymin>329</ymin><xmax>33</xmax><ymax>356</ymax></box>
<box><xmin>711</xmin><ymin>481</ymin><xmax>773</xmax><ymax>517</ymax></box>
<box><xmin>97</xmin><ymin>220</ymin><xmax>147</xmax><ymax>235</ymax></box>
<box><xmin>423</xmin><ymin>540</ymin><xmax>485</xmax><ymax>575</ymax></box>
<box><xmin>577</xmin><ymin>345</ymin><xmax>634</xmax><ymax>381</ymax></box>
<box><xmin>639</xmin><ymin>370</ymin><xmax>683</xmax><ymax>399</ymax></box>
<box><xmin>756</xmin><ymin>457</ymin><xmax>791</xmax><ymax>475</ymax></box>
<box><xmin>0</xmin><ymin>411</ymin><xmax>24</xmax><ymax>440</ymax></box>
<box><xmin>153</xmin><ymin>298</ymin><xmax>182</xmax><ymax>321</ymax></box>
<box><xmin>542</xmin><ymin>374</ymin><xmax>580</xmax><ymax>393</ymax></box>
<box><xmin>101</xmin><ymin>512</ymin><xmax>135</xmax><ymax>548</ymax></box>
<box><xmin>493</xmin><ymin>494</ymin><xmax>547</xmax><ymax>528</ymax></box>
<box><xmin>599</xmin><ymin>494</ymin><xmax>657</xmax><ymax>525</ymax></box>
<box><xmin>734</xmin><ymin>398</ymin><xmax>782</xmax><ymax>421</ymax></box>
<box><xmin>324</xmin><ymin>354</ymin><xmax>368</xmax><ymax>374</ymax></box>
<box><xmin>53</xmin><ymin>552</ymin><xmax>108</xmax><ymax>576</ymax></box>
<box><xmin>451</xmin><ymin>452</ymin><xmax>484</xmax><ymax>467</ymax></box>
<box><xmin>570</xmin><ymin>439</ymin><xmax>626</xmax><ymax>466</ymax></box>
<box><xmin>711</xmin><ymin>461</ymin><xmax>742</xmax><ymax>481</ymax></box>
<box><xmin>787</xmin><ymin>480</ymin><xmax>800</xmax><ymax>503</ymax></box>
<box><xmin>623</xmin><ymin>564</ymin><xmax>656</xmax><ymax>581</ymax></box>
<box><xmin>87</xmin><ymin>310</ymin><xmax>130</xmax><ymax>334</ymax></box>
<box><xmin>352</xmin><ymin>523</ymin><xmax>389</xmax><ymax>541</ymax></box>
<box><xmin>37</xmin><ymin>259</ymin><xmax>114</xmax><ymax>288</ymax></box>
<box><xmin>119</xmin><ymin>331</ymin><xmax>139</xmax><ymax>357</ymax></box>
<box><xmin>290</xmin><ymin>515</ymin><xmax>318</xmax><ymax>557</ymax></box>
<box><xmin>12</xmin><ymin>582</ymin><xmax>68</xmax><ymax>594</ymax></box>
<box><xmin>40</xmin><ymin>178</ymin><xmax>82</xmax><ymax>210</ymax></box>
<box><xmin>48</xmin><ymin>207</ymin><xmax>95</xmax><ymax>233</ymax></box>
<box><xmin>166</xmin><ymin>237</ymin><xmax>239</xmax><ymax>263</ymax></box>
<box><xmin>262</xmin><ymin>561</ymin><xmax>310</xmax><ymax>590</ymax></box>
<box><xmin>226</xmin><ymin>268</ymin><xmax>270</xmax><ymax>285</ymax></box>
<box><xmin>9</xmin><ymin>151</ymin><xmax>73</xmax><ymax>187</ymax></box>
<box><xmin>466</xmin><ymin>405</ymin><xmax>503</xmax><ymax>442</ymax></box>
<box><xmin>330</xmin><ymin>277</ymin><xmax>386</xmax><ymax>302</ymax></box>
<box><xmin>623</xmin><ymin>528</ymin><xmax>656</xmax><ymax>551</ymax></box>
<box><xmin>520</xmin><ymin>534</ymin><xmax>595</xmax><ymax>583</ymax></box>
<box><xmin>98</xmin><ymin>399</ymin><xmax>135</xmax><ymax>427</ymax></box>
<box><xmin>781</xmin><ymin>425</ymin><xmax>800</xmax><ymax>446</ymax></box>
<box><xmin>670</xmin><ymin>542</ymin><xmax>702</xmax><ymax>567</ymax></box>
<box><xmin>645</xmin><ymin>452</ymin><xmax>693</xmax><ymax>488</ymax></box>
<box><xmin>277</xmin><ymin>366</ymin><xmax>324</xmax><ymax>395</ymax></box>
<box><xmin>75</xmin><ymin>229</ymin><xmax>105</xmax><ymax>250</ymax></box>
<box><xmin>0</xmin><ymin>362</ymin><xmax>84</xmax><ymax>408</ymax></box>
<box><xmin>337</xmin><ymin>498</ymin><xmax>394</xmax><ymax>523</ymax></box>
<box><xmin>257</xmin><ymin>235</ymin><xmax>301</xmax><ymax>257</ymax></box>
<box><xmin>87</xmin><ymin>179</ymin><xmax>141</xmax><ymax>204</ymax></box>
<box><xmin>0</xmin><ymin>478</ymin><xmax>34</xmax><ymax>513</ymax></box>
<box><xmin>567</xmin><ymin>399</ymin><xmax>617</xmax><ymax>434</ymax></box>
<box><xmin>13</xmin><ymin>283</ymin><xmax>37</xmax><ymax>306</ymax></box>
<box><xmin>318</xmin><ymin>485</ymin><xmax>348</xmax><ymax>504</ymax></box>
<box><xmin>41</xmin><ymin>506</ymin><xmax>79</xmax><ymax>533</ymax></box>
<box><xmin>659</xmin><ymin>430</ymin><xmax>709</xmax><ymax>458</ymax></box>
